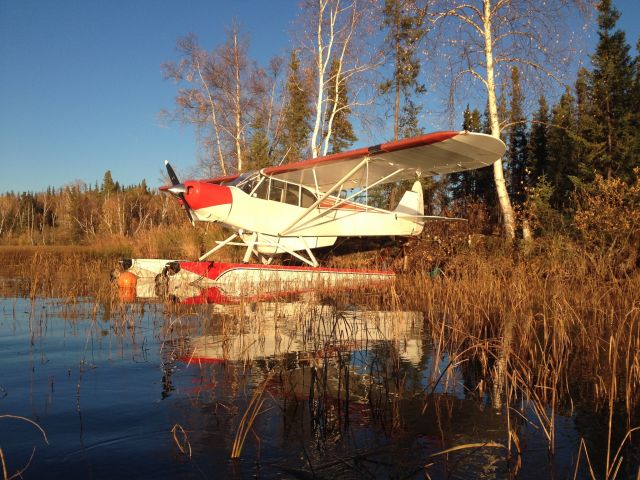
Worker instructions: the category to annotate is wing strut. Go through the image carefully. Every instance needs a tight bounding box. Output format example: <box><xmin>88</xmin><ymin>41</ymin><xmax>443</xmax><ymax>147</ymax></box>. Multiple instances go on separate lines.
<box><xmin>279</xmin><ymin>157</ymin><xmax>370</xmax><ymax>236</ymax></box>
<box><xmin>198</xmin><ymin>233</ymin><xmax>238</xmax><ymax>261</ymax></box>
<box><xmin>281</xmin><ymin>166</ymin><xmax>406</xmax><ymax>236</ymax></box>
<box><xmin>256</xmin><ymin>235</ymin><xmax>318</xmax><ymax>267</ymax></box>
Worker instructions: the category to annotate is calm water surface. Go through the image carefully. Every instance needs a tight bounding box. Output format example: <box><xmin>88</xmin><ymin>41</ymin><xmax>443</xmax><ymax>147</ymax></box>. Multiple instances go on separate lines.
<box><xmin>0</xmin><ymin>283</ymin><xmax>635</xmax><ymax>478</ymax></box>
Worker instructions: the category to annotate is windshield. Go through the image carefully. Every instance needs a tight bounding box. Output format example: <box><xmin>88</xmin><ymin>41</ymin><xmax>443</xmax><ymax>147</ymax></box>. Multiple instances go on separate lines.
<box><xmin>223</xmin><ymin>171</ymin><xmax>258</xmax><ymax>187</ymax></box>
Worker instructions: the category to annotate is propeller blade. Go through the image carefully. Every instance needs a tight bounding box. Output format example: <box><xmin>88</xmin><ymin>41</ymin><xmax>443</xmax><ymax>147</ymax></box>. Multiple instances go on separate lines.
<box><xmin>183</xmin><ymin>202</ymin><xmax>195</xmax><ymax>226</ymax></box>
<box><xmin>165</xmin><ymin>160</ymin><xmax>181</xmax><ymax>186</ymax></box>
<box><xmin>164</xmin><ymin>160</ymin><xmax>195</xmax><ymax>226</ymax></box>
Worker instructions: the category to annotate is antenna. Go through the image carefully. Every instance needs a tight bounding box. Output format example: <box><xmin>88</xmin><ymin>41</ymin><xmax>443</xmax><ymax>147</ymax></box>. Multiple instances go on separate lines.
<box><xmin>277</xmin><ymin>147</ymin><xmax>292</xmax><ymax>166</ymax></box>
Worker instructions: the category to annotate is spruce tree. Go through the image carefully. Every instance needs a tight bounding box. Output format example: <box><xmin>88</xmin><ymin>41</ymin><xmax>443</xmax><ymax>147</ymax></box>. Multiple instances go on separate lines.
<box><xmin>450</xmin><ymin>105</ymin><xmax>482</xmax><ymax>201</ymax></box>
<box><xmin>574</xmin><ymin>67</ymin><xmax>599</xmax><ymax>180</ymax></box>
<box><xmin>325</xmin><ymin>58</ymin><xmax>357</xmax><ymax>154</ymax></box>
<box><xmin>102</xmin><ymin>170</ymin><xmax>117</xmax><ymax>195</ymax></box>
<box><xmin>547</xmin><ymin>88</ymin><xmax>578</xmax><ymax>209</ymax></box>
<box><xmin>475</xmin><ymin>104</ymin><xmax>499</xmax><ymax>206</ymax></box>
<box><xmin>587</xmin><ymin>0</ymin><xmax>635</xmax><ymax>179</ymax></box>
<box><xmin>380</xmin><ymin>0</ymin><xmax>426</xmax><ymax>140</ymax></box>
<box><xmin>247</xmin><ymin>116</ymin><xmax>271</xmax><ymax>169</ymax></box>
<box><xmin>447</xmin><ymin>104</ymin><xmax>495</xmax><ymax>231</ymax></box>
<box><xmin>506</xmin><ymin>67</ymin><xmax>528</xmax><ymax>204</ymax></box>
<box><xmin>281</xmin><ymin>50</ymin><xmax>311</xmax><ymax>162</ymax></box>
<box><xmin>398</xmin><ymin>98</ymin><xmax>423</xmax><ymax>139</ymax></box>
<box><xmin>528</xmin><ymin>95</ymin><xmax>549</xmax><ymax>183</ymax></box>
<box><xmin>632</xmin><ymin>40</ymin><xmax>640</xmax><ymax>164</ymax></box>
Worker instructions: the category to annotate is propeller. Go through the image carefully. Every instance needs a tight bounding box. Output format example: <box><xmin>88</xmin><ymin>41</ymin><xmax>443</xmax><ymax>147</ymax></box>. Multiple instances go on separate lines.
<box><xmin>165</xmin><ymin>160</ymin><xmax>194</xmax><ymax>226</ymax></box>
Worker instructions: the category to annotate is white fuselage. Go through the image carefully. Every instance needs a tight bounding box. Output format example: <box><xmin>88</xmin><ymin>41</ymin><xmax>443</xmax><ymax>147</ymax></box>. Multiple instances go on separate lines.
<box><xmin>192</xmin><ymin>186</ymin><xmax>422</xmax><ymax>255</ymax></box>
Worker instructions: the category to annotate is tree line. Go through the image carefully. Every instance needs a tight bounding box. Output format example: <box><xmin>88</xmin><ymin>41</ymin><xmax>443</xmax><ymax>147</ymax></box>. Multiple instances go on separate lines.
<box><xmin>0</xmin><ymin>171</ymin><xmax>186</xmax><ymax>245</ymax></box>
<box><xmin>0</xmin><ymin>0</ymin><xmax>638</xmax><ymax>248</ymax></box>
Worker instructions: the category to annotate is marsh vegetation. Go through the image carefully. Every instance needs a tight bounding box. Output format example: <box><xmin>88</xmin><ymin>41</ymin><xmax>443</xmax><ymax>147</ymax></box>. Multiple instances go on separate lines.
<box><xmin>0</xmin><ymin>219</ymin><xmax>638</xmax><ymax>479</ymax></box>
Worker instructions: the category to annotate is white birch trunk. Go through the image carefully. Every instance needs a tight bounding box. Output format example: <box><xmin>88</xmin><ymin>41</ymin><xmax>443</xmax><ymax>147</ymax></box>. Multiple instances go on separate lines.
<box><xmin>194</xmin><ymin>57</ymin><xmax>226</xmax><ymax>176</ymax></box>
<box><xmin>311</xmin><ymin>0</ymin><xmax>337</xmax><ymax>159</ymax></box>
<box><xmin>233</xmin><ymin>31</ymin><xmax>243</xmax><ymax>172</ymax></box>
<box><xmin>311</xmin><ymin>1</ymin><xmax>327</xmax><ymax>158</ymax></box>
<box><xmin>482</xmin><ymin>0</ymin><xmax>516</xmax><ymax>241</ymax></box>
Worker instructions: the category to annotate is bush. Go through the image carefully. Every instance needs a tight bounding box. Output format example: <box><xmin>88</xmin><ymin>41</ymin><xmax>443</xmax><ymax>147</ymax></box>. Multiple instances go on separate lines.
<box><xmin>573</xmin><ymin>168</ymin><xmax>640</xmax><ymax>275</ymax></box>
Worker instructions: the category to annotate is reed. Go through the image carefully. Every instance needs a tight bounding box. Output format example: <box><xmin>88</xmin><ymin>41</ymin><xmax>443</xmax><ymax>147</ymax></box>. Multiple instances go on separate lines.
<box><xmin>0</xmin><ymin>415</ymin><xmax>48</xmax><ymax>480</ymax></box>
<box><xmin>171</xmin><ymin>423</ymin><xmax>192</xmax><ymax>459</ymax></box>
<box><xmin>1</xmin><ymin>233</ymin><xmax>639</xmax><ymax>476</ymax></box>
<box><xmin>230</xmin><ymin>373</ymin><xmax>271</xmax><ymax>459</ymax></box>
<box><xmin>387</xmin><ymin>235</ymin><xmax>639</xmax><ymax>476</ymax></box>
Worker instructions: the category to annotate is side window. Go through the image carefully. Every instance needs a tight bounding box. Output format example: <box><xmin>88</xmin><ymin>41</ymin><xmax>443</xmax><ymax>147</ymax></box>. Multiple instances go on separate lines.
<box><xmin>253</xmin><ymin>178</ymin><xmax>268</xmax><ymax>199</ymax></box>
<box><xmin>300</xmin><ymin>188</ymin><xmax>316</xmax><ymax>208</ymax></box>
<box><xmin>284</xmin><ymin>184</ymin><xmax>299</xmax><ymax>206</ymax></box>
<box><xmin>269</xmin><ymin>180</ymin><xmax>284</xmax><ymax>202</ymax></box>
<box><xmin>239</xmin><ymin>178</ymin><xmax>256</xmax><ymax>195</ymax></box>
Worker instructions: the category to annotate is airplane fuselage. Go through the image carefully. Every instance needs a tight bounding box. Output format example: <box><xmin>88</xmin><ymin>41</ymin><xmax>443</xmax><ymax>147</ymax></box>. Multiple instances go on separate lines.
<box><xmin>182</xmin><ymin>180</ymin><xmax>423</xmax><ymax>255</ymax></box>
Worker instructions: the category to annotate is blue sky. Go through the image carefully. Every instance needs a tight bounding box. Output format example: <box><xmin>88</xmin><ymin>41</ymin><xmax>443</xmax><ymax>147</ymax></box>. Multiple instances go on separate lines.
<box><xmin>1</xmin><ymin>0</ymin><xmax>638</xmax><ymax>193</ymax></box>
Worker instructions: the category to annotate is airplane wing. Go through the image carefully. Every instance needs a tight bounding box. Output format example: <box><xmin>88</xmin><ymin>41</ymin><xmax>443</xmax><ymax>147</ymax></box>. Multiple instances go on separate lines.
<box><xmin>203</xmin><ymin>174</ymin><xmax>241</xmax><ymax>184</ymax></box>
<box><xmin>262</xmin><ymin>131</ymin><xmax>504</xmax><ymax>190</ymax></box>
<box><xmin>159</xmin><ymin>173</ymin><xmax>240</xmax><ymax>191</ymax></box>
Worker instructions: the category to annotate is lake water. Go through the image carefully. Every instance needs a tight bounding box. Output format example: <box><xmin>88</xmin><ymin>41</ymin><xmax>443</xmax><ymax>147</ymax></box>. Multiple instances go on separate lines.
<box><xmin>0</xmin><ymin>282</ymin><xmax>637</xmax><ymax>478</ymax></box>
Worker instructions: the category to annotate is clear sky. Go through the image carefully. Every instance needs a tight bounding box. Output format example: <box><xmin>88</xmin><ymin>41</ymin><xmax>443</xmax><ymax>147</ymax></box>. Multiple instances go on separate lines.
<box><xmin>1</xmin><ymin>0</ymin><xmax>638</xmax><ymax>194</ymax></box>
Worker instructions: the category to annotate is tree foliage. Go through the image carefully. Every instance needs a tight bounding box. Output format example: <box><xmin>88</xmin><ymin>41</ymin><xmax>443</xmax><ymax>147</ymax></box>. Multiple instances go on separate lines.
<box><xmin>325</xmin><ymin>58</ymin><xmax>357</xmax><ymax>153</ymax></box>
<box><xmin>280</xmin><ymin>50</ymin><xmax>312</xmax><ymax>162</ymax></box>
<box><xmin>380</xmin><ymin>0</ymin><xmax>426</xmax><ymax>140</ymax></box>
<box><xmin>583</xmin><ymin>0</ymin><xmax>637</xmax><ymax>180</ymax></box>
<box><xmin>506</xmin><ymin>66</ymin><xmax>528</xmax><ymax>204</ymax></box>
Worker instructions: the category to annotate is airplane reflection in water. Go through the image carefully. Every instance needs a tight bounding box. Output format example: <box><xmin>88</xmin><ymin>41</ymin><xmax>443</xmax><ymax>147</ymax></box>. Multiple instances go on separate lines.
<box><xmin>161</xmin><ymin>301</ymin><xmax>514</xmax><ymax>477</ymax></box>
<box><xmin>185</xmin><ymin>302</ymin><xmax>423</xmax><ymax>364</ymax></box>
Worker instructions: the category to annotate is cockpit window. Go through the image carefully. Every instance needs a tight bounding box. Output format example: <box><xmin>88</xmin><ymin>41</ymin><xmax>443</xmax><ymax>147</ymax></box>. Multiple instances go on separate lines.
<box><xmin>300</xmin><ymin>188</ymin><xmax>315</xmax><ymax>207</ymax></box>
<box><xmin>252</xmin><ymin>178</ymin><xmax>269</xmax><ymax>199</ymax></box>
<box><xmin>240</xmin><ymin>175</ymin><xmax>318</xmax><ymax>207</ymax></box>
<box><xmin>227</xmin><ymin>172</ymin><xmax>260</xmax><ymax>194</ymax></box>
<box><xmin>269</xmin><ymin>180</ymin><xmax>285</xmax><ymax>202</ymax></box>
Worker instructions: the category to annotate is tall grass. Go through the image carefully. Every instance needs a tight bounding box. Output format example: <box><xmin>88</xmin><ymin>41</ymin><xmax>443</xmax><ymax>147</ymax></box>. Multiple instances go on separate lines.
<box><xmin>393</xmin><ymin>236</ymin><xmax>640</xmax><ymax>475</ymax></box>
<box><xmin>1</xmin><ymin>234</ymin><xmax>639</xmax><ymax>476</ymax></box>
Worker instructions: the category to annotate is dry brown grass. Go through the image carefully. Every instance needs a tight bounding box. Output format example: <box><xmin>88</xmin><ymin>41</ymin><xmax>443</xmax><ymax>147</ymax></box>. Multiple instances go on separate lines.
<box><xmin>387</xmin><ymin>235</ymin><xmax>640</xmax><ymax>475</ymax></box>
<box><xmin>1</xmin><ymin>233</ymin><xmax>638</xmax><ymax>476</ymax></box>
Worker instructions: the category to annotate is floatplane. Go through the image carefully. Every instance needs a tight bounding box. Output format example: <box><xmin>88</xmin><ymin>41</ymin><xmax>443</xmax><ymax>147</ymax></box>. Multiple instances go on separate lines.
<box><xmin>118</xmin><ymin>131</ymin><xmax>504</xmax><ymax>303</ymax></box>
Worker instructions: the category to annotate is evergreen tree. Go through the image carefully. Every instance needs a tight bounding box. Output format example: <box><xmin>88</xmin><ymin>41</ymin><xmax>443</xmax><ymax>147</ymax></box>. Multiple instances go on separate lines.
<box><xmin>632</xmin><ymin>40</ymin><xmax>640</xmax><ymax>163</ymax></box>
<box><xmin>102</xmin><ymin>170</ymin><xmax>117</xmax><ymax>194</ymax></box>
<box><xmin>325</xmin><ymin>58</ymin><xmax>357</xmax><ymax>154</ymax></box>
<box><xmin>398</xmin><ymin>98</ymin><xmax>423</xmax><ymax>139</ymax></box>
<box><xmin>447</xmin><ymin>104</ymin><xmax>495</xmax><ymax>223</ymax></box>
<box><xmin>547</xmin><ymin>88</ymin><xmax>578</xmax><ymax>209</ymax></box>
<box><xmin>506</xmin><ymin>66</ymin><xmax>528</xmax><ymax>203</ymax></box>
<box><xmin>482</xmin><ymin>102</ymin><xmax>492</xmax><ymax>134</ymax></box>
<box><xmin>528</xmin><ymin>95</ymin><xmax>549</xmax><ymax>183</ymax></box>
<box><xmin>380</xmin><ymin>0</ymin><xmax>426</xmax><ymax>140</ymax></box>
<box><xmin>247</xmin><ymin>116</ymin><xmax>271</xmax><ymax>169</ymax></box>
<box><xmin>281</xmin><ymin>50</ymin><xmax>311</xmax><ymax>161</ymax></box>
<box><xmin>587</xmin><ymin>0</ymin><xmax>636</xmax><ymax>179</ymax></box>
<box><xmin>463</xmin><ymin>106</ymin><xmax>482</xmax><ymax>136</ymax></box>
<box><xmin>450</xmin><ymin>105</ymin><xmax>482</xmax><ymax>200</ymax></box>
<box><xmin>573</xmin><ymin>67</ymin><xmax>599</xmax><ymax>180</ymax></box>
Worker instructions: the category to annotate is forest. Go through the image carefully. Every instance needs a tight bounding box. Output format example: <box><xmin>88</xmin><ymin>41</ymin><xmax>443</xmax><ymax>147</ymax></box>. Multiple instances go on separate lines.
<box><xmin>0</xmin><ymin>0</ymin><xmax>638</xmax><ymax>267</ymax></box>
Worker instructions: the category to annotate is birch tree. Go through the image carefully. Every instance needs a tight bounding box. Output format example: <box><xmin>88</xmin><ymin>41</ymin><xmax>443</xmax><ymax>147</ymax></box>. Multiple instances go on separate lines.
<box><xmin>164</xmin><ymin>28</ymin><xmax>275</xmax><ymax>175</ymax></box>
<box><xmin>216</xmin><ymin>25</ymin><xmax>252</xmax><ymax>172</ymax></box>
<box><xmin>426</xmin><ymin>0</ymin><xmax>587</xmax><ymax>239</ymax></box>
<box><xmin>163</xmin><ymin>34</ymin><xmax>227</xmax><ymax>176</ymax></box>
<box><xmin>300</xmin><ymin>0</ymin><xmax>381</xmax><ymax>158</ymax></box>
